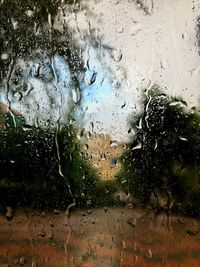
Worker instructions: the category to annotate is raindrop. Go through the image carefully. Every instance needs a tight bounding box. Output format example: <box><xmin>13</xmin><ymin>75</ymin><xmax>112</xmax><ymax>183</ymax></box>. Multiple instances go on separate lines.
<box><xmin>6</xmin><ymin>206</ymin><xmax>13</xmax><ymax>220</ymax></box>
<box><xmin>84</xmin><ymin>144</ymin><xmax>89</xmax><ymax>150</ymax></box>
<box><xmin>25</xmin><ymin>9</ymin><xmax>33</xmax><ymax>17</ymax></box>
<box><xmin>134</xmin><ymin>255</ymin><xmax>138</xmax><ymax>263</ymax></box>
<box><xmin>72</xmin><ymin>88</ymin><xmax>81</xmax><ymax>103</ymax></box>
<box><xmin>112</xmin><ymin>49</ymin><xmax>122</xmax><ymax>62</ymax></box>
<box><xmin>101</xmin><ymin>153</ymin><xmax>106</xmax><ymax>160</ymax></box>
<box><xmin>80</xmin><ymin>211</ymin><xmax>86</xmax><ymax>216</ymax></box>
<box><xmin>144</xmin><ymin>249</ymin><xmax>153</xmax><ymax>259</ymax></box>
<box><xmin>136</xmin><ymin>118</ymin><xmax>142</xmax><ymax>129</ymax></box>
<box><xmin>22</xmin><ymin>124</ymin><xmax>33</xmax><ymax>131</ymax></box>
<box><xmin>185</xmin><ymin>229</ymin><xmax>199</xmax><ymax>236</ymax></box>
<box><xmin>121</xmin><ymin>102</ymin><xmax>126</xmax><ymax>109</ymax></box>
<box><xmin>87</xmin><ymin>209</ymin><xmax>93</xmax><ymax>215</ymax></box>
<box><xmin>11</xmin><ymin>18</ymin><xmax>18</xmax><ymax>30</ymax></box>
<box><xmin>127</xmin><ymin>217</ymin><xmax>137</xmax><ymax>227</ymax></box>
<box><xmin>53</xmin><ymin>209</ymin><xmax>60</xmax><ymax>215</ymax></box>
<box><xmin>179</xmin><ymin>137</ymin><xmax>188</xmax><ymax>141</ymax></box>
<box><xmin>118</xmin><ymin>27</ymin><xmax>124</xmax><ymax>33</ymax></box>
<box><xmin>38</xmin><ymin>230</ymin><xmax>46</xmax><ymax>237</ymax></box>
<box><xmin>132</xmin><ymin>143</ymin><xmax>142</xmax><ymax>150</ymax></box>
<box><xmin>100</xmin><ymin>241</ymin><xmax>104</xmax><ymax>247</ymax></box>
<box><xmin>111</xmin><ymin>158</ymin><xmax>117</xmax><ymax>166</ymax></box>
<box><xmin>41</xmin><ymin>212</ymin><xmax>45</xmax><ymax>217</ymax></box>
<box><xmin>1</xmin><ymin>53</ymin><xmax>9</xmax><ymax>60</ymax></box>
<box><xmin>19</xmin><ymin>256</ymin><xmax>26</xmax><ymax>265</ymax></box>
<box><xmin>31</xmin><ymin>64</ymin><xmax>40</xmax><ymax>78</ymax></box>
<box><xmin>13</xmin><ymin>91</ymin><xmax>23</xmax><ymax>101</ymax></box>
<box><xmin>154</xmin><ymin>140</ymin><xmax>158</xmax><ymax>149</ymax></box>
<box><xmin>80</xmin><ymin>128</ymin><xmax>85</xmax><ymax>137</ymax></box>
<box><xmin>48</xmin><ymin>232</ymin><xmax>54</xmax><ymax>240</ymax></box>
<box><xmin>131</xmin><ymin>26</ymin><xmax>142</xmax><ymax>36</ymax></box>
<box><xmin>122</xmin><ymin>240</ymin><xmax>126</xmax><ymax>250</ymax></box>
<box><xmin>110</xmin><ymin>141</ymin><xmax>118</xmax><ymax>148</ymax></box>
<box><xmin>85</xmin><ymin>70</ymin><xmax>97</xmax><ymax>85</ymax></box>
<box><xmin>50</xmin><ymin>221</ymin><xmax>54</xmax><ymax>227</ymax></box>
<box><xmin>169</xmin><ymin>100</ymin><xmax>187</xmax><ymax>107</ymax></box>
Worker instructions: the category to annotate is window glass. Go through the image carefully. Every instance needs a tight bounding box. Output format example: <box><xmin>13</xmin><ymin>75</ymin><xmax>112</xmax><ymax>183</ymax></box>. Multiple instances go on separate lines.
<box><xmin>1</xmin><ymin>1</ymin><xmax>200</xmax><ymax>266</ymax></box>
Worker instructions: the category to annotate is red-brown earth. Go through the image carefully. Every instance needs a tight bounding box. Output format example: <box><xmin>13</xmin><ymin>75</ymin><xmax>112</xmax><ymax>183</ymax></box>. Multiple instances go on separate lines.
<box><xmin>0</xmin><ymin>207</ymin><xmax>200</xmax><ymax>267</ymax></box>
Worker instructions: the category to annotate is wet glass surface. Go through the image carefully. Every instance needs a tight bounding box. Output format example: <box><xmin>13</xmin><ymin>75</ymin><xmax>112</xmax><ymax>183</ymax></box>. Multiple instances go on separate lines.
<box><xmin>1</xmin><ymin>0</ymin><xmax>200</xmax><ymax>266</ymax></box>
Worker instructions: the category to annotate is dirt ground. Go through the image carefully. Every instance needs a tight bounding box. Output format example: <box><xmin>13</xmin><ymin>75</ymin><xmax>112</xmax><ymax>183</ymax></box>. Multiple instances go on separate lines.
<box><xmin>0</xmin><ymin>207</ymin><xmax>200</xmax><ymax>267</ymax></box>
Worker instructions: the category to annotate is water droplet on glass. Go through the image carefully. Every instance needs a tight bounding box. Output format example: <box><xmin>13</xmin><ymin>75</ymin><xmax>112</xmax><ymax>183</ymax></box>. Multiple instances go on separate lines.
<box><xmin>11</xmin><ymin>18</ymin><xmax>18</xmax><ymax>30</ymax></box>
<box><xmin>121</xmin><ymin>102</ymin><xmax>126</xmax><ymax>109</ymax></box>
<box><xmin>19</xmin><ymin>256</ymin><xmax>26</xmax><ymax>265</ymax></box>
<box><xmin>53</xmin><ymin>209</ymin><xmax>60</xmax><ymax>215</ymax></box>
<box><xmin>110</xmin><ymin>141</ymin><xmax>118</xmax><ymax>148</ymax></box>
<box><xmin>85</xmin><ymin>70</ymin><xmax>97</xmax><ymax>85</ymax></box>
<box><xmin>132</xmin><ymin>143</ymin><xmax>142</xmax><ymax>150</ymax></box>
<box><xmin>127</xmin><ymin>217</ymin><xmax>137</xmax><ymax>227</ymax></box>
<box><xmin>72</xmin><ymin>88</ymin><xmax>81</xmax><ymax>103</ymax></box>
<box><xmin>100</xmin><ymin>241</ymin><xmax>104</xmax><ymax>247</ymax></box>
<box><xmin>84</xmin><ymin>144</ymin><xmax>89</xmax><ymax>150</ymax></box>
<box><xmin>118</xmin><ymin>27</ymin><xmax>124</xmax><ymax>33</ymax></box>
<box><xmin>50</xmin><ymin>221</ymin><xmax>54</xmax><ymax>227</ymax></box>
<box><xmin>48</xmin><ymin>232</ymin><xmax>54</xmax><ymax>240</ymax></box>
<box><xmin>179</xmin><ymin>137</ymin><xmax>188</xmax><ymax>141</ymax></box>
<box><xmin>122</xmin><ymin>240</ymin><xmax>126</xmax><ymax>250</ymax></box>
<box><xmin>25</xmin><ymin>10</ymin><xmax>33</xmax><ymax>17</ymax></box>
<box><xmin>1</xmin><ymin>53</ymin><xmax>9</xmax><ymax>60</ymax></box>
<box><xmin>104</xmin><ymin>207</ymin><xmax>108</xmax><ymax>213</ymax></box>
<box><xmin>112</xmin><ymin>49</ymin><xmax>122</xmax><ymax>62</ymax></box>
<box><xmin>144</xmin><ymin>249</ymin><xmax>153</xmax><ymax>259</ymax></box>
<box><xmin>169</xmin><ymin>100</ymin><xmax>187</xmax><ymax>107</ymax></box>
<box><xmin>38</xmin><ymin>230</ymin><xmax>46</xmax><ymax>237</ymax></box>
<box><xmin>6</xmin><ymin>206</ymin><xmax>13</xmax><ymax>220</ymax></box>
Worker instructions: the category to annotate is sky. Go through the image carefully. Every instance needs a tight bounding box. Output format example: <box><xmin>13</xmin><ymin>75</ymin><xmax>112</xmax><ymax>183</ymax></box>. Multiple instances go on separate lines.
<box><xmin>63</xmin><ymin>0</ymin><xmax>200</xmax><ymax>141</ymax></box>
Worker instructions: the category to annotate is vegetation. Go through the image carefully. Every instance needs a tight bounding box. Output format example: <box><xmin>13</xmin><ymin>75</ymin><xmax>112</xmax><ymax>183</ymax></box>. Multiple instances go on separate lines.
<box><xmin>0</xmin><ymin>0</ymin><xmax>83</xmax><ymax>86</ymax></box>
<box><xmin>0</xmin><ymin>111</ymin><xmax>113</xmax><ymax>209</ymax></box>
<box><xmin>0</xmin><ymin>0</ymin><xmax>116</xmax><ymax>210</ymax></box>
<box><xmin>117</xmin><ymin>86</ymin><xmax>200</xmax><ymax>216</ymax></box>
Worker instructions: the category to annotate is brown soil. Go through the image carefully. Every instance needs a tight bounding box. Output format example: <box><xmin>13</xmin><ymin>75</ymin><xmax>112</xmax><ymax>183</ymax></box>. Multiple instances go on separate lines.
<box><xmin>0</xmin><ymin>207</ymin><xmax>200</xmax><ymax>267</ymax></box>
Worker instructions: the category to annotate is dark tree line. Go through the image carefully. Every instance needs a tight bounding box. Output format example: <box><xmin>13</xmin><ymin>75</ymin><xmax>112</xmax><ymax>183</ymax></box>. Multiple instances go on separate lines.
<box><xmin>0</xmin><ymin>110</ymin><xmax>113</xmax><ymax>209</ymax></box>
<box><xmin>118</xmin><ymin>86</ymin><xmax>200</xmax><ymax>216</ymax></box>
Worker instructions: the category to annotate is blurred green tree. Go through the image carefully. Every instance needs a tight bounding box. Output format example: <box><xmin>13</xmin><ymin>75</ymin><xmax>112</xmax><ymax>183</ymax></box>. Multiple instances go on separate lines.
<box><xmin>117</xmin><ymin>86</ymin><xmax>200</xmax><ymax>216</ymax></box>
<box><xmin>0</xmin><ymin>111</ymin><xmax>110</xmax><ymax>209</ymax></box>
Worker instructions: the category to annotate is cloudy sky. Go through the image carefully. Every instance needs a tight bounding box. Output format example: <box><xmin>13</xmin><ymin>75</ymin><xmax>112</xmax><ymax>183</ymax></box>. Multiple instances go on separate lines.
<box><xmin>61</xmin><ymin>0</ymin><xmax>200</xmax><ymax>141</ymax></box>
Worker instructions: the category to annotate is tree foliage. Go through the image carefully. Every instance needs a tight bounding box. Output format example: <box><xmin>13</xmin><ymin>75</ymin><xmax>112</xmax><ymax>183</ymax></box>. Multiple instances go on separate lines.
<box><xmin>118</xmin><ymin>86</ymin><xmax>200</xmax><ymax>216</ymax></box>
<box><xmin>0</xmin><ymin>0</ymin><xmax>83</xmax><ymax>83</ymax></box>
<box><xmin>0</xmin><ymin>111</ymin><xmax>109</xmax><ymax>209</ymax></box>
